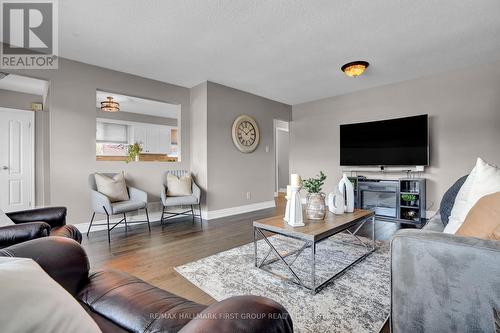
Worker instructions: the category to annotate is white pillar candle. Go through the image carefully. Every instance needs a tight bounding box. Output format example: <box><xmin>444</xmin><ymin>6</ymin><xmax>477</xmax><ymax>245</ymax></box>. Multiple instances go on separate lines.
<box><xmin>286</xmin><ymin>185</ymin><xmax>292</xmax><ymax>199</ymax></box>
<box><xmin>291</xmin><ymin>174</ymin><xmax>301</xmax><ymax>187</ymax></box>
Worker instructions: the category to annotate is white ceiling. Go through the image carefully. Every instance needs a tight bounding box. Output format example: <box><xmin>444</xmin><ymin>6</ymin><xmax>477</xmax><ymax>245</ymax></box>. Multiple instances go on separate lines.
<box><xmin>96</xmin><ymin>91</ymin><xmax>180</xmax><ymax>119</ymax></box>
<box><xmin>0</xmin><ymin>74</ymin><xmax>47</xmax><ymax>96</ymax></box>
<box><xmin>61</xmin><ymin>0</ymin><xmax>500</xmax><ymax>104</ymax></box>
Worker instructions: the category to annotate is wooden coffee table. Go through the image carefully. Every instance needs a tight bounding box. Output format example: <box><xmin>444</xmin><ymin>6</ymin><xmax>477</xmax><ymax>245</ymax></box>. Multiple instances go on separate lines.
<box><xmin>253</xmin><ymin>209</ymin><xmax>375</xmax><ymax>294</ymax></box>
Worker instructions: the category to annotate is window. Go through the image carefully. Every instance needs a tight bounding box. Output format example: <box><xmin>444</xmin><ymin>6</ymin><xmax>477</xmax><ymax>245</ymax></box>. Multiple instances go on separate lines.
<box><xmin>96</xmin><ymin>121</ymin><xmax>129</xmax><ymax>156</ymax></box>
<box><xmin>96</xmin><ymin>90</ymin><xmax>181</xmax><ymax>162</ymax></box>
<box><xmin>96</xmin><ymin>122</ymin><xmax>128</xmax><ymax>143</ymax></box>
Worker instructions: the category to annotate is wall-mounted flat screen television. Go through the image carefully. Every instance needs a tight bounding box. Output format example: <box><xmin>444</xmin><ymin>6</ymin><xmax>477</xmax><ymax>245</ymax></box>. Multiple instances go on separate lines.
<box><xmin>340</xmin><ymin>114</ymin><xmax>429</xmax><ymax>166</ymax></box>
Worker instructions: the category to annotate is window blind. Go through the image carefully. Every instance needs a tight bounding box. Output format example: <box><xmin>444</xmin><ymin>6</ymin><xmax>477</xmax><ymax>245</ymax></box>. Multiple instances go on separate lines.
<box><xmin>96</xmin><ymin>122</ymin><xmax>128</xmax><ymax>144</ymax></box>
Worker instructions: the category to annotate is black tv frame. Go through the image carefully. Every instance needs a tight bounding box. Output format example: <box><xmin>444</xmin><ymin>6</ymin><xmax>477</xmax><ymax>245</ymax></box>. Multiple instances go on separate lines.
<box><xmin>339</xmin><ymin>114</ymin><xmax>429</xmax><ymax>167</ymax></box>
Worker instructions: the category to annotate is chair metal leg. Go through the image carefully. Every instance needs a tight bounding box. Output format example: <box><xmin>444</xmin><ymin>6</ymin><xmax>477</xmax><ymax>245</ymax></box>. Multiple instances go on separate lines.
<box><xmin>145</xmin><ymin>207</ymin><xmax>151</xmax><ymax>232</ymax></box>
<box><xmin>87</xmin><ymin>212</ymin><xmax>95</xmax><ymax>236</ymax></box>
<box><xmin>124</xmin><ymin>213</ymin><xmax>127</xmax><ymax>231</ymax></box>
<box><xmin>198</xmin><ymin>204</ymin><xmax>202</xmax><ymax>221</ymax></box>
<box><xmin>160</xmin><ymin>206</ymin><xmax>165</xmax><ymax>225</ymax></box>
<box><xmin>106</xmin><ymin>214</ymin><xmax>110</xmax><ymax>243</ymax></box>
<box><xmin>191</xmin><ymin>205</ymin><xmax>195</xmax><ymax>223</ymax></box>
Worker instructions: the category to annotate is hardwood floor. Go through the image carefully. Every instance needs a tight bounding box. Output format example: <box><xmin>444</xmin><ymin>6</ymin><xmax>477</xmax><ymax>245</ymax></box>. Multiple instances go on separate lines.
<box><xmin>81</xmin><ymin>194</ymin><xmax>406</xmax><ymax>331</ymax></box>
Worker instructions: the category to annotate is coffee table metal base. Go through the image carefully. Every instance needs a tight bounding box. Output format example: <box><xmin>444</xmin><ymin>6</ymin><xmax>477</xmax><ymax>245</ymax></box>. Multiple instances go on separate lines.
<box><xmin>253</xmin><ymin>215</ymin><xmax>376</xmax><ymax>294</ymax></box>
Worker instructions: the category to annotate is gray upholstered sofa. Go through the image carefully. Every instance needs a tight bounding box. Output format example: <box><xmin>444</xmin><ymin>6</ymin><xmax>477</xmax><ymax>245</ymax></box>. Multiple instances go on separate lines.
<box><xmin>391</xmin><ymin>176</ymin><xmax>500</xmax><ymax>333</ymax></box>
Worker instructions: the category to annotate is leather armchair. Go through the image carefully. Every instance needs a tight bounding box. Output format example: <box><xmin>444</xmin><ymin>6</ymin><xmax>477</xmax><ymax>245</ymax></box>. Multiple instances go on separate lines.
<box><xmin>0</xmin><ymin>222</ymin><xmax>51</xmax><ymax>249</ymax></box>
<box><xmin>0</xmin><ymin>207</ymin><xmax>81</xmax><ymax>249</ymax></box>
<box><xmin>0</xmin><ymin>237</ymin><xmax>293</xmax><ymax>333</ymax></box>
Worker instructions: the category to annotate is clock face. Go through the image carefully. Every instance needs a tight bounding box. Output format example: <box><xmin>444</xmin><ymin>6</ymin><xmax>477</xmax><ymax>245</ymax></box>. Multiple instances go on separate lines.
<box><xmin>232</xmin><ymin>115</ymin><xmax>260</xmax><ymax>153</ymax></box>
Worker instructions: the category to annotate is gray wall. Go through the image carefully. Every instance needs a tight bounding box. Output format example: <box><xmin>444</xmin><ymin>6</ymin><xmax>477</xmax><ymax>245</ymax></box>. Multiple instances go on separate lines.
<box><xmin>276</xmin><ymin>129</ymin><xmax>289</xmax><ymax>191</ymax></box>
<box><xmin>0</xmin><ymin>89</ymin><xmax>42</xmax><ymax>110</ymax></box>
<box><xmin>206</xmin><ymin>82</ymin><xmax>291</xmax><ymax>211</ymax></box>
<box><xmin>290</xmin><ymin>60</ymin><xmax>500</xmax><ymax>213</ymax></box>
<box><xmin>96</xmin><ymin>108</ymin><xmax>178</xmax><ymax>126</ymax></box>
<box><xmin>6</xmin><ymin>58</ymin><xmax>191</xmax><ymax>224</ymax></box>
<box><xmin>189</xmin><ymin>82</ymin><xmax>208</xmax><ymax>210</ymax></box>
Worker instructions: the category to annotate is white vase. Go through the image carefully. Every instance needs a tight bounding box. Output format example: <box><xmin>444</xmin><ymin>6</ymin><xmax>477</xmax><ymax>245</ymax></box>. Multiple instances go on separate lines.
<box><xmin>338</xmin><ymin>174</ymin><xmax>355</xmax><ymax>213</ymax></box>
<box><xmin>287</xmin><ymin>185</ymin><xmax>304</xmax><ymax>227</ymax></box>
<box><xmin>328</xmin><ymin>188</ymin><xmax>345</xmax><ymax>215</ymax></box>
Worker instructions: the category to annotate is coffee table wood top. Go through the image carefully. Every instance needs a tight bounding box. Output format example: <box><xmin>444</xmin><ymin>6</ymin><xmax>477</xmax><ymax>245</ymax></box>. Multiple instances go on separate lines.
<box><xmin>253</xmin><ymin>209</ymin><xmax>374</xmax><ymax>242</ymax></box>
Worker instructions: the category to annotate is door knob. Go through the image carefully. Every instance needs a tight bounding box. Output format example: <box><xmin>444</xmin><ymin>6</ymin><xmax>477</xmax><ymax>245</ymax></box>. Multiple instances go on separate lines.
<box><xmin>1</xmin><ymin>166</ymin><xmax>8</xmax><ymax>170</ymax></box>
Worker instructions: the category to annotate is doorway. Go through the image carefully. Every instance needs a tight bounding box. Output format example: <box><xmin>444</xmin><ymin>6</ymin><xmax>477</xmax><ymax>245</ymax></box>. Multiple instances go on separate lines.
<box><xmin>0</xmin><ymin>108</ymin><xmax>34</xmax><ymax>212</ymax></box>
<box><xmin>274</xmin><ymin>120</ymin><xmax>289</xmax><ymax>194</ymax></box>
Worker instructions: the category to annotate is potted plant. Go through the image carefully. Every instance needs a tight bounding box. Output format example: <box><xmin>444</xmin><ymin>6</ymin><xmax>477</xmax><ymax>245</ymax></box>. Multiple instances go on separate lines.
<box><xmin>302</xmin><ymin>171</ymin><xmax>327</xmax><ymax>220</ymax></box>
<box><xmin>126</xmin><ymin>143</ymin><xmax>143</xmax><ymax>163</ymax></box>
<box><xmin>401</xmin><ymin>193</ymin><xmax>417</xmax><ymax>206</ymax></box>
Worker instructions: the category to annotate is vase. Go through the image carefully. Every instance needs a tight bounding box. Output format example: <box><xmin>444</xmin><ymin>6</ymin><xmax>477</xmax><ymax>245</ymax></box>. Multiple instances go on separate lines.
<box><xmin>306</xmin><ymin>193</ymin><xmax>326</xmax><ymax>220</ymax></box>
<box><xmin>135</xmin><ymin>155</ymin><xmax>140</xmax><ymax>162</ymax></box>
<box><xmin>327</xmin><ymin>187</ymin><xmax>345</xmax><ymax>215</ymax></box>
<box><xmin>338</xmin><ymin>174</ymin><xmax>355</xmax><ymax>213</ymax></box>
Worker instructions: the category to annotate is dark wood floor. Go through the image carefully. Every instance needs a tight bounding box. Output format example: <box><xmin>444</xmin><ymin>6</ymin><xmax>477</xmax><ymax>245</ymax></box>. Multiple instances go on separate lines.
<box><xmin>81</xmin><ymin>195</ymin><xmax>405</xmax><ymax>331</ymax></box>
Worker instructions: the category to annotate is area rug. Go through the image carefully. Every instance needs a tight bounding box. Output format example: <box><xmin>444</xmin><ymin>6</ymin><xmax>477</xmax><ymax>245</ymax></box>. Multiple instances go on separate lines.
<box><xmin>175</xmin><ymin>233</ymin><xmax>391</xmax><ymax>333</ymax></box>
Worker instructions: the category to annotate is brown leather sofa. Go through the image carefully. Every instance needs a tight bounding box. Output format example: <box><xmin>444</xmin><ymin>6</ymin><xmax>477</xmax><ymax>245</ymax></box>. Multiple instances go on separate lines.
<box><xmin>0</xmin><ymin>207</ymin><xmax>82</xmax><ymax>249</ymax></box>
<box><xmin>0</xmin><ymin>237</ymin><xmax>293</xmax><ymax>333</ymax></box>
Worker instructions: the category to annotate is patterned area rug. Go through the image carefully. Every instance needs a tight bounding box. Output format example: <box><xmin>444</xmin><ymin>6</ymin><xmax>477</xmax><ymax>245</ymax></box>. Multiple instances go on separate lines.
<box><xmin>175</xmin><ymin>233</ymin><xmax>391</xmax><ymax>333</ymax></box>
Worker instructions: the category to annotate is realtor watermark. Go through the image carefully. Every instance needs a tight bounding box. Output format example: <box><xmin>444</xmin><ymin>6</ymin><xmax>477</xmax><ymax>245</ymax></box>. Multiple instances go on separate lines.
<box><xmin>1</xmin><ymin>0</ymin><xmax>58</xmax><ymax>69</ymax></box>
<box><xmin>150</xmin><ymin>312</ymin><xmax>290</xmax><ymax>321</ymax></box>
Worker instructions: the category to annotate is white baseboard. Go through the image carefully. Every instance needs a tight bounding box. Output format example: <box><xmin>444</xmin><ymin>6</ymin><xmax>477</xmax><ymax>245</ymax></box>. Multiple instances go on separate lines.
<box><xmin>203</xmin><ymin>200</ymin><xmax>276</xmax><ymax>220</ymax></box>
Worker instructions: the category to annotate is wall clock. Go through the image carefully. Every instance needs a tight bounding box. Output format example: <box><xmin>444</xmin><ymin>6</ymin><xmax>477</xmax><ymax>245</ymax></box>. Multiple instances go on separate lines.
<box><xmin>231</xmin><ymin>115</ymin><xmax>260</xmax><ymax>153</ymax></box>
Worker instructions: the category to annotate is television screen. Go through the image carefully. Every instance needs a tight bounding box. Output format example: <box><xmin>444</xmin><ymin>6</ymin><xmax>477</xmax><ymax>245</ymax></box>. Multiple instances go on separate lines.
<box><xmin>340</xmin><ymin>115</ymin><xmax>428</xmax><ymax>166</ymax></box>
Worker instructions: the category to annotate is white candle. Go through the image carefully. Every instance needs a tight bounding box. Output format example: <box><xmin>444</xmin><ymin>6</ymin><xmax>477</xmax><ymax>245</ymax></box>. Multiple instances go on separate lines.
<box><xmin>286</xmin><ymin>185</ymin><xmax>292</xmax><ymax>199</ymax></box>
<box><xmin>291</xmin><ymin>174</ymin><xmax>301</xmax><ymax>187</ymax></box>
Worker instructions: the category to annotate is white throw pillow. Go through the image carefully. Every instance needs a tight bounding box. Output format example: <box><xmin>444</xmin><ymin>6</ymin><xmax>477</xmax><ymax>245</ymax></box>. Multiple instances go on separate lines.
<box><xmin>0</xmin><ymin>210</ymin><xmax>14</xmax><ymax>227</ymax></box>
<box><xmin>166</xmin><ymin>173</ymin><xmax>193</xmax><ymax>196</ymax></box>
<box><xmin>0</xmin><ymin>257</ymin><xmax>102</xmax><ymax>333</ymax></box>
<box><xmin>444</xmin><ymin>158</ymin><xmax>500</xmax><ymax>234</ymax></box>
<box><xmin>443</xmin><ymin>161</ymin><xmax>478</xmax><ymax>234</ymax></box>
<box><xmin>95</xmin><ymin>172</ymin><xmax>129</xmax><ymax>202</ymax></box>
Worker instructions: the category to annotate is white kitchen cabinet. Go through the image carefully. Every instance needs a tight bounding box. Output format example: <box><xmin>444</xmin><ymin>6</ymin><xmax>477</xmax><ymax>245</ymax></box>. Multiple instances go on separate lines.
<box><xmin>133</xmin><ymin>124</ymin><xmax>171</xmax><ymax>154</ymax></box>
<box><xmin>158</xmin><ymin>128</ymin><xmax>171</xmax><ymax>154</ymax></box>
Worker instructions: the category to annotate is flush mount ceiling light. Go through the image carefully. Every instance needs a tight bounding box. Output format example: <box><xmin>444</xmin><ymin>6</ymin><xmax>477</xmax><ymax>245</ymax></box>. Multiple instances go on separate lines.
<box><xmin>341</xmin><ymin>61</ymin><xmax>369</xmax><ymax>77</ymax></box>
<box><xmin>101</xmin><ymin>96</ymin><xmax>120</xmax><ymax>112</ymax></box>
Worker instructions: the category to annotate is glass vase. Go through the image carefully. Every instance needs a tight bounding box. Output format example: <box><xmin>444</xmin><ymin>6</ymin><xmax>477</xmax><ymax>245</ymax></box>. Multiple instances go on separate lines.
<box><xmin>306</xmin><ymin>193</ymin><xmax>326</xmax><ymax>220</ymax></box>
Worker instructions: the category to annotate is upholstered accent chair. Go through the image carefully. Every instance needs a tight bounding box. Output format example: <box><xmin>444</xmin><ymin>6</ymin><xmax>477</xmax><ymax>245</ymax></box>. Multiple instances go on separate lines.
<box><xmin>160</xmin><ymin>170</ymin><xmax>202</xmax><ymax>224</ymax></box>
<box><xmin>88</xmin><ymin>173</ymin><xmax>150</xmax><ymax>242</ymax></box>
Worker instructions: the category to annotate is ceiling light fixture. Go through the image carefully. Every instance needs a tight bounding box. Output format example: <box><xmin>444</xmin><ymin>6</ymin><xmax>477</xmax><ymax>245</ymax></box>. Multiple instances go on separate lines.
<box><xmin>100</xmin><ymin>96</ymin><xmax>120</xmax><ymax>112</ymax></box>
<box><xmin>341</xmin><ymin>61</ymin><xmax>369</xmax><ymax>77</ymax></box>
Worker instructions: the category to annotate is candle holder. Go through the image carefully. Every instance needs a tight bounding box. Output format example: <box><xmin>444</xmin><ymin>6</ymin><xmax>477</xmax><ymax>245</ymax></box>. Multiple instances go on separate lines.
<box><xmin>287</xmin><ymin>185</ymin><xmax>304</xmax><ymax>227</ymax></box>
<box><xmin>284</xmin><ymin>196</ymin><xmax>290</xmax><ymax>222</ymax></box>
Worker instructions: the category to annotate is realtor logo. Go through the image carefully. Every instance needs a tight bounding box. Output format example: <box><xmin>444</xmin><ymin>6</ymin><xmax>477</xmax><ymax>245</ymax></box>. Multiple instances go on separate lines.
<box><xmin>1</xmin><ymin>0</ymin><xmax>58</xmax><ymax>69</ymax></box>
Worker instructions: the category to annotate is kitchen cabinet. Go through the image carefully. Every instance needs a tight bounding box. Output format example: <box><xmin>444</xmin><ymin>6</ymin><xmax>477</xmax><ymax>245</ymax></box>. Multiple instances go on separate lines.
<box><xmin>134</xmin><ymin>125</ymin><xmax>171</xmax><ymax>154</ymax></box>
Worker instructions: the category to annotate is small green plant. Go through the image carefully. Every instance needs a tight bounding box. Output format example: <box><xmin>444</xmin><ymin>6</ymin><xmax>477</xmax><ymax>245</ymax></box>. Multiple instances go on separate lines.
<box><xmin>302</xmin><ymin>171</ymin><xmax>327</xmax><ymax>194</ymax></box>
<box><xmin>401</xmin><ymin>194</ymin><xmax>417</xmax><ymax>202</ymax></box>
<box><xmin>126</xmin><ymin>143</ymin><xmax>143</xmax><ymax>163</ymax></box>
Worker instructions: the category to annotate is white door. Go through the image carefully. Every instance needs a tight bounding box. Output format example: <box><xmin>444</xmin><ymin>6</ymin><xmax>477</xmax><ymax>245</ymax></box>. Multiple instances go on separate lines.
<box><xmin>0</xmin><ymin>108</ymin><xmax>34</xmax><ymax>212</ymax></box>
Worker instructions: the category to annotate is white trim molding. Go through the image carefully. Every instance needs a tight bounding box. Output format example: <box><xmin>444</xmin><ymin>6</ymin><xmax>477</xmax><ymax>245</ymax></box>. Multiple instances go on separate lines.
<box><xmin>202</xmin><ymin>200</ymin><xmax>276</xmax><ymax>220</ymax></box>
